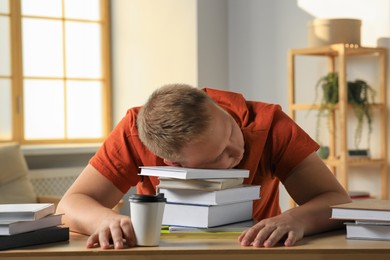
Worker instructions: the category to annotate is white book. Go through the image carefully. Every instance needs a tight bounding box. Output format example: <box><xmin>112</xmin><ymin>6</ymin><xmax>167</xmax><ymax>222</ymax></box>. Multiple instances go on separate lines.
<box><xmin>0</xmin><ymin>214</ymin><xmax>63</xmax><ymax>235</ymax></box>
<box><xmin>346</xmin><ymin>222</ymin><xmax>390</xmax><ymax>241</ymax></box>
<box><xmin>157</xmin><ymin>177</ymin><xmax>244</xmax><ymax>191</ymax></box>
<box><xmin>139</xmin><ymin>166</ymin><xmax>249</xmax><ymax>179</ymax></box>
<box><xmin>331</xmin><ymin>199</ymin><xmax>390</xmax><ymax>221</ymax></box>
<box><xmin>168</xmin><ymin>220</ymin><xmax>254</xmax><ymax>233</ymax></box>
<box><xmin>0</xmin><ymin>226</ymin><xmax>69</xmax><ymax>250</ymax></box>
<box><xmin>159</xmin><ymin>185</ymin><xmax>260</xmax><ymax>205</ymax></box>
<box><xmin>0</xmin><ymin>203</ymin><xmax>55</xmax><ymax>222</ymax></box>
<box><xmin>162</xmin><ymin>201</ymin><xmax>253</xmax><ymax>228</ymax></box>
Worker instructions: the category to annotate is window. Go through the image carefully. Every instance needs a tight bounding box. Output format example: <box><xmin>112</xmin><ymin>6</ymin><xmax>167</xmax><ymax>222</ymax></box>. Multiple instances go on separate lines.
<box><xmin>0</xmin><ymin>0</ymin><xmax>111</xmax><ymax>144</ymax></box>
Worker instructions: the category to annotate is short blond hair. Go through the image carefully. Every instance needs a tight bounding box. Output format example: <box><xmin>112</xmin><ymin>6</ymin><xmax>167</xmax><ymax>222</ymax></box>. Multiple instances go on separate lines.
<box><xmin>137</xmin><ymin>84</ymin><xmax>214</xmax><ymax>162</ymax></box>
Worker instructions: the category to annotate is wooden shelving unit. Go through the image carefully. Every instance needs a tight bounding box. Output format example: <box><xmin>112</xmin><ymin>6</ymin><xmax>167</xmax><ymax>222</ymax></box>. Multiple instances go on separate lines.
<box><xmin>288</xmin><ymin>44</ymin><xmax>388</xmax><ymax>205</ymax></box>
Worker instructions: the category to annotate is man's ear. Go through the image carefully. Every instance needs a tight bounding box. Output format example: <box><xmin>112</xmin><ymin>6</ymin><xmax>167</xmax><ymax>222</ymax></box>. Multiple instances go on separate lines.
<box><xmin>163</xmin><ymin>159</ymin><xmax>181</xmax><ymax>167</ymax></box>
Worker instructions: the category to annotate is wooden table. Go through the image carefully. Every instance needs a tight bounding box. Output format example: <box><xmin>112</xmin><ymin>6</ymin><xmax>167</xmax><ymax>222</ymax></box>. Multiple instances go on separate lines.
<box><xmin>1</xmin><ymin>229</ymin><xmax>390</xmax><ymax>260</ymax></box>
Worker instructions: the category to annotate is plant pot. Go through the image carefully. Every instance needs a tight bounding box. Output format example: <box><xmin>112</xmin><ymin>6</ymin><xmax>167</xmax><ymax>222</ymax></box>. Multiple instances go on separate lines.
<box><xmin>315</xmin><ymin>72</ymin><xmax>375</xmax><ymax>150</ymax></box>
<box><xmin>308</xmin><ymin>18</ymin><xmax>361</xmax><ymax>47</ymax></box>
<box><xmin>348</xmin><ymin>149</ymin><xmax>370</xmax><ymax>158</ymax></box>
<box><xmin>348</xmin><ymin>81</ymin><xmax>366</xmax><ymax>103</ymax></box>
<box><xmin>317</xmin><ymin>146</ymin><xmax>330</xmax><ymax>159</ymax></box>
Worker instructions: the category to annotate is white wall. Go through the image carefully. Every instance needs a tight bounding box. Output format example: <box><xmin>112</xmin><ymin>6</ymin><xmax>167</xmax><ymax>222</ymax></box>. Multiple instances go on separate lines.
<box><xmin>111</xmin><ymin>0</ymin><xmax>229</xmax><ymax>214</ymax></box>
<box><xmin>228</xmin><ymin>0</ymin><xmax>312</xmax><ymax>107</ymax></box>
<box><xmin>111</xmin><ymin>0</ymin><xmax>229</xmax><ymax>125</ymax></box>
<box><xmin>197</xmin><ymin>0</ymin><xmax>229</xmax><ymax>90</ymax></box>
<box><xmin>111</xmin><ymin>0</ymin><xmax>198</xmax><ymax>123</ymax></box>
<box><xmin>111</xmin><ymin>0</ymin><xmax>390</xmax><ymax>212</ymax></box>
<box><xmin>228</xmin><ymin>0</ymin><xmax>390</xmax><ymax>210</ymax></box>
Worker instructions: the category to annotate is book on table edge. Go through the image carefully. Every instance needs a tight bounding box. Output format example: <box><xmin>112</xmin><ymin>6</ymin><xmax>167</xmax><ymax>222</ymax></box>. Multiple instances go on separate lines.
<box><xmin>0</xmin><ymin>203</ymin><xmax>55</xmax><ymax>221</ymax></box>
<box><xmin>331</xmin><ymin>199</ymin><xmax>390</xmax><ymax>221</ymax></box>
<box><xmin>0</xmin><ymin>226</ymin><xmax>69</xmax><ymax>251</ymax></box>
<box><xmin>157</xmin><ymin>177</ymin><xmax>244</xmax><ymax>191</ymax></box>
<box><xmin>159</xmin><ymin>184</ymin><xmax>260</xmax><ymax>205</ymax></box>
<box><xmin>345</xmin><ymin>221</ymin><xmax>390</xmax><ymax>241</ymax></box>
<box><xmin>162</xmin><ymin>201</ymin><xmax>253</xmax><ymax>228</ymax></box>
<box><xmin>167</xmin><ymin>220</ymin><xmax>254</xmax><ymax>233</ymax></box>
<box><xmin>139</xmin><ymin>166</ymin><xmax>249</xmax><ymax>179</ymax></box>
<box><xmin>348</xmin><ymin>190</ymin><xmax>372</xmax><ymax>200</ymax></box>
<box><xmin>0</xmin><ymin>214</ymin><xmax>63</xmax><ymax>235</ymax></box>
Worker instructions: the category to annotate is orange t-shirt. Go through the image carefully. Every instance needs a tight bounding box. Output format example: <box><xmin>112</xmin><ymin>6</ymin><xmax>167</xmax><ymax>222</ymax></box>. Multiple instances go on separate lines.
<box><xmin>90</xmin><ymin>88</ymin><xmax>319</xmax><ymax>221</ymax></box>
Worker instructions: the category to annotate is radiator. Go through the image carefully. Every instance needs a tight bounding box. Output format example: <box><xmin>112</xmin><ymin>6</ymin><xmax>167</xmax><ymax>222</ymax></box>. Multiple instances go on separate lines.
<box><xmin>29</xmin><ymin>167</ymin><xmax>82</xmax><ymax>196</ymax></box>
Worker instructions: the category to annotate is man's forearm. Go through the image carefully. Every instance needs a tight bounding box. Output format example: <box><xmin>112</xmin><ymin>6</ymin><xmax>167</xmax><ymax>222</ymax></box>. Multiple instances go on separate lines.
<box><xmin>285</xmin><ymin>191</ymin><xmax>351</xmax><ymax>236</ymax></box>
<box><xmin>57</xmin><ymin>193</ymin><xmax>120</xmax><ymax>235</ymax></box>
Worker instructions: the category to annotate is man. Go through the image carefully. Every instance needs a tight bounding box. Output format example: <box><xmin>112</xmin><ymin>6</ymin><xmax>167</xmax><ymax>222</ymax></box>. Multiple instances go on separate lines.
<box><xmin>57</xmin><ymin>84</ymin><xmax>351</xmax><ymax>249</ymax></box>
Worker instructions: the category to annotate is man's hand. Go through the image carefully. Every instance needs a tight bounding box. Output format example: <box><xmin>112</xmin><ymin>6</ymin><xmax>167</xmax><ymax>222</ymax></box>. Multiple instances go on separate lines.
<box><xmin>238</xmin><ymin>152</ymin><xmax>351</xmax><ymax>248</ymax></box>
<box><xmin>86</xmin><ymin>214</ymin><xmax>136</xmax><ymax>249</ymax></box>
<box><xmin>238</xmin><ymin>212</ymin><xmax>304</xmax><ymax>247</ymax></box>
<box><xmin>57</xmin><ymin>165</ymin><xmax>138</xmax><ymax>250</ymax></box>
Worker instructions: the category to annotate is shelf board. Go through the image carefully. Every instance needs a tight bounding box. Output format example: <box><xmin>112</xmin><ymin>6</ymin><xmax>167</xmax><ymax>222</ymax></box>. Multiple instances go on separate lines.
<box><xmin>290</xmin><ymin>103</ymin><xmax>335</xmax><ymax>110</ymax></box>
<box><xmin>290</xmin><ymin>103</ymin><xmax>384</xmax><ymax>111</ymax></box>
<box><xmin>348</xmin><ymin>158</ymin><xmax>386</xmax><ymax>166</ymax></box>
<box><xmin>323</xmin><ymin>157</ymin><xmax>385</xmax><ymax>166</ymax></box>
<box><xmin>290</xmin><ymin>44</ymin><xmax>386</xmax><ymax>57</ymax></box>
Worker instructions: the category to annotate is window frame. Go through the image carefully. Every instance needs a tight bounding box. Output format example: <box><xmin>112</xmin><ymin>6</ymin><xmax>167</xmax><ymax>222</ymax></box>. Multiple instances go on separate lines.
<box><xmin>1</xmin><ymin>0</ymin><xmax>112</xmax><ymax>144</ymax></box>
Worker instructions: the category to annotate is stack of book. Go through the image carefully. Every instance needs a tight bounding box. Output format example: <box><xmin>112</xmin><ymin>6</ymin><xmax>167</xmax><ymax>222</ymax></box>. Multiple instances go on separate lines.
<box><xmin>331</xmin><ymin>199</ymin><xmax>390</xmax><ymax>241</ymax></box>
<box><xmin>0</xmin><ymin>203</ymin><xmax>69</xmax><ymax>250</ymax></box>
<box><xmin>139</xmin><ymin>166</ymin><xmax>260</xmax><ymax>231</ymax></box>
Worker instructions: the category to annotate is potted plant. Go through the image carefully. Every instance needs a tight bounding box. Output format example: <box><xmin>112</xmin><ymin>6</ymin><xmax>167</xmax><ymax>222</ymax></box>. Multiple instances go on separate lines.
<box><xmin>314</xmin><ymin>72</ymin><xmax>375</xmax><ymax>156</ymax></box>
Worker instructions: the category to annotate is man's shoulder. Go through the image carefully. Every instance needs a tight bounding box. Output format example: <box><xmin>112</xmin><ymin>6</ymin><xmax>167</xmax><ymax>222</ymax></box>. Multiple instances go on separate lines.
<box><xmin>202</xmin><ymin>88</ymin><xmax>281</xmax><ymax>110</ymax></box>
<box><xmin>108</xmin><ymin>107</ymin><xmax>142</xmax><ymax>139</ymax></box>
<box><xmin>244</xmin><ymin>102</ymin><xmax>285</xmax><ymax>132</ymax></box>
<box><xmin>248</xmin><ymin>101</ymin><xmax>282</xmax><ymax>112</ymax></box>
<box><xmin>202</xmin><ymin>88</ymin><xmax>285</xmax><ymax>128</ymax></box>
<box><xmin>202</xmin><ymin>88</ymin><xmax>245</xmax><ymax>103</ymax></box>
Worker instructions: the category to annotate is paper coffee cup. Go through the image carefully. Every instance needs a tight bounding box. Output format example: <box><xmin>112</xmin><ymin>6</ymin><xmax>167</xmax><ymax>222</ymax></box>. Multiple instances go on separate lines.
<box><xmin>129</xmin><ymin>193</ymin><xmax>166</xmax><ymax>246</ymax></box>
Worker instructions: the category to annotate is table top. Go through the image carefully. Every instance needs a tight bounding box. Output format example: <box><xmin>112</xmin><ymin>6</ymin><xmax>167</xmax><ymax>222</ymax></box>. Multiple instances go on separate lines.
<box><xmin>1</xmin><ymin>229</ymin><xmax>390</xmax><ymax>260</ymax></box>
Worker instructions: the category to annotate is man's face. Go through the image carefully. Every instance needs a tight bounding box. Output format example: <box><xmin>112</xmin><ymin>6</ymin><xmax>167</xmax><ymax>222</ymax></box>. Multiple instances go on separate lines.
<box><xmin>177</xmin><ymin>103</ymin><xmax>245</xmax><ymax>169</ymax></box>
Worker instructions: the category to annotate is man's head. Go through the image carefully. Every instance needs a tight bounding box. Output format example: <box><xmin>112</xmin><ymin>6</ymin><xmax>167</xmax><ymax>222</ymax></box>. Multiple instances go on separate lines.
<box><xmin>137</xmin><ymin>84</ymin><xmax>213</xmax><ymax>162</ymax></box>
<box><xmin>137</xmin><ymin>83</ymin><xmax>244</xmax><ymax>168</ymax></box>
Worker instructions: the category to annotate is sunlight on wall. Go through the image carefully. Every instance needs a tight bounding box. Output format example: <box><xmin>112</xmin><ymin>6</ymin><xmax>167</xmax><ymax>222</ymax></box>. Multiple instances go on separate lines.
<box><xmin>111</xmin><ymin>0</ymin><xmax>198</xmax><ymax>124</ymax></box>
<box><xmin>298</xmin><ymin>0</ymin><xmax>390</xmax><ymax>46</ymax></box>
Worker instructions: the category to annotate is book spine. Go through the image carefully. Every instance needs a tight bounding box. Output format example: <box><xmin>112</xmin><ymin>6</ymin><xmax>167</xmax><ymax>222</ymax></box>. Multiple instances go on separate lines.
<box><xmin>0</xmin><ymin>227</ymin><xmax>69</xmax><ymax>250</ymax></box>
